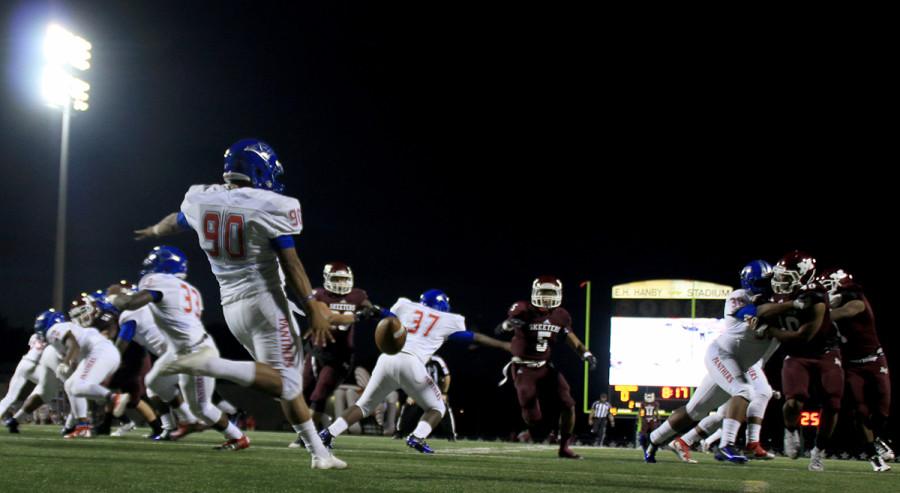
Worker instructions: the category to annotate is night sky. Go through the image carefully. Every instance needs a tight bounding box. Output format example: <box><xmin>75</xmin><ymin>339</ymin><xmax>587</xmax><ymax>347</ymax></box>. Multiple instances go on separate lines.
<box><xmin>1</xmin><ymin>2</ymin><xmax>895</xmax><ymax>436</ymax></box>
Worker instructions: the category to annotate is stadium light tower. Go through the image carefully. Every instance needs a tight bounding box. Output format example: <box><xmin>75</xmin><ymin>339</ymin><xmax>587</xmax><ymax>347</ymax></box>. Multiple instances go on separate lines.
<box><xmin>42</xmin><ymin>23</ymin><xmax>92</xmax><ymax>309</ymax></box>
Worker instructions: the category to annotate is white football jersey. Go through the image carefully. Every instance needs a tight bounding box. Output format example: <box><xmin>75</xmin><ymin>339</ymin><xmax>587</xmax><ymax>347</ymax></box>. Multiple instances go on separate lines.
<box><xmin>23</xmin><ymin>334</ymin><xmax>47</xmax><ymax>364</ymax></box>
<box><xmin>139</xmin><ymin>273</ymin><xmax>207</xmax><ymax>352</ymax></box>
<box><xmin>45</xmin><ymin>321</ymin><xmax>108</xmax><ymax>358</ymax></box>
<box><xmin>391</xmin><ymin>298</ymin><xmax>466</xmax><ymax>364</ymax></box>
<box><xmin>119</xmin><ymin>305</ymin><xmax>168</xmax><ymax>357</ymax></box>
<box><xmin>180</xmin><ymin>184</ymin><xmax>302</xmax><ymax>305</ymax></box>
<box><xmin>716</xmin><ymin>288</ymin><xmax>779</xmax><ymax>368</ymax></box>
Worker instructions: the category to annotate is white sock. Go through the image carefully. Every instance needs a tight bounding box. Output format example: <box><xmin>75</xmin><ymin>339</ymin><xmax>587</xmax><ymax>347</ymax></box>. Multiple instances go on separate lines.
<box><xmin>681</xmin><ymin>428</ymin><xmax>701</xmax><ymax>446</ymax></box>
<box><xmin>720</xmin><ymin>418</ymin><xmax>740</xmax><ymax>447</ymax></box>
<box><xmin>223</xmin><ymin>421</ymin><xmax>243</xmax><ymax>440</ymax></box>
<box><xmin>299</xmin><ymin>419</ymin><xmax>329</xmax><ymax>459</ymax></box>
<box><xmin>160</xmin><ymin>413</ymin><xmax>174</xmax><ymax>430</ymax></box>
<box><xmin>649</xmin><ymin>421</ymin><xmax>677</xmax><ymax>446</ymax></box>
<box><xmin>13</xmin><ymin>408</ymin><xmax>27</xmax><ymax>420</ymax></box>
<box><xmin>65</xmin><ymin>413</ymin><xmax>76</xmax><ymax>428</ymax></box>
<box><xmin>705</xmin><ymin>429</ymin><xmax>722</xmax><ymax>447</ymax></box>
<box><xmin>412</xmin><ymin>421</ymin><xmax>433</xmax><ymax>440</ymax></box>
<box><xmin>174</xmin><ymin>402</ymin><xmax>198</xmax><ymax>424</ymax></box>
<box><xmin>746</xmin><ymin>423</ymin><xmax>761</xmax><ymax>444</ymax></box>
<box><xmin>328</xmin><ymin>418</ymin><xmax>349</xmax><ymax>437</ymax></box>
<box><xmin>216</xmin><ymin>399</ymin><xmax>238</xmax><ymax>415</ymax></box>
<box><xmin>205</xmin><ymin>358</ymin><xmax>256</xmax><ymax>387</ymax></box>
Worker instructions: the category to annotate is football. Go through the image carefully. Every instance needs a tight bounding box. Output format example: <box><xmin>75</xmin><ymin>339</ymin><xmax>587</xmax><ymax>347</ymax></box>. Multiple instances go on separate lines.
<box><xmin>375</xmin><ymin>317</ymin><xmax>406</xmax><ymax>355</ymax></box>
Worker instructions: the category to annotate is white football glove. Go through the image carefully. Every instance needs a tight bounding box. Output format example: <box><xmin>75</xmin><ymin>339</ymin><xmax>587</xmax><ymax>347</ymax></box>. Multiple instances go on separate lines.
<box><xmin>55</xmin><ymin>362</ymin><xmax>71</xmax><ymax>380</ymax></box>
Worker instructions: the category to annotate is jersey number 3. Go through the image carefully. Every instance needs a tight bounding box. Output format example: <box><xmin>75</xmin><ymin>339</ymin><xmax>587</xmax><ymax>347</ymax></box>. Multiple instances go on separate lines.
<box><xmin>203</xmin><ymin>211</ymin><xmax>246</xmax><ymax>259</ymax></box>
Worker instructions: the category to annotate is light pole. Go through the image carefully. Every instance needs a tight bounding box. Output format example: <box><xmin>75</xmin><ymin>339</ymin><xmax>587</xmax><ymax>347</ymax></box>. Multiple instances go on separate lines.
<box><xmin>42</xmin><ymin>24</ymin><xmax>91</xmax><ymax>309</ymax></box>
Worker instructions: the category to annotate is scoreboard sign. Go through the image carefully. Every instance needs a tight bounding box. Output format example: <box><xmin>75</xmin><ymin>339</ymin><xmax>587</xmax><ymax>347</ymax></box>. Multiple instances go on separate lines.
<box><xmin>606</xmin><ymin>279</ymin><xmax>732</xmax><ymax>415</ymax></box>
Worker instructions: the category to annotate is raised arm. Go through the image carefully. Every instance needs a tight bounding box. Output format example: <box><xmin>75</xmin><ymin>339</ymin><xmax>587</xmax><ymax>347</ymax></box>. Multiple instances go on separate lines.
<box><xmin>134</xmin><ymin>212</ymin><xmax>186</xmax><ymax>240</ymax></box>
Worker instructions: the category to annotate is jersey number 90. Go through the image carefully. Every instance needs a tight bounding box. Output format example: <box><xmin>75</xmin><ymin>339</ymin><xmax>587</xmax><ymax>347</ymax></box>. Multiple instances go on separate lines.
<box><xmin>203</xmin><ymin>211</ymin><xmax>246</xmax><ymax>259</ymax></box>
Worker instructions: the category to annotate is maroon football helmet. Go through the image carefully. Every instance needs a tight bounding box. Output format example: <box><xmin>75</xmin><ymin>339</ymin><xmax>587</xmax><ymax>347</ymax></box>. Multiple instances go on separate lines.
<box><xmin>323</xmin><ymin>262</ymin><xmax>354</xmax><ymax>295</ymax></box>
<box><xmin>68</xmin><ymin>295</ymin><xmax>99</xmax><ymax>327</ymax></box>
<box><xmin>814</xmin><ymin>267</ymin><xmax>856</xmax><ymax>294</ymax></box>
<box><xmin>531</xmin><ymin>275</ymin><xmax>563</xmax><ymax>309</ymax></box>
<box><xmin>771</xmin><ymin>251</ymin><xmax>817</xmax><ymax>295</ymax></box>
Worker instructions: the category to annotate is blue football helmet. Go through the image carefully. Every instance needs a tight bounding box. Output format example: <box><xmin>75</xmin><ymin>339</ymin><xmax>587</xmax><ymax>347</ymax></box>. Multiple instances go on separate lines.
<box><xmin>140</xmin><ymin>245</ymin><xmax>188</xmax><ymax>279</ymax></box>
<box><xmin>34</xmin><ymin>309</ymin><xmax>66</xmax><ymax>337</ymax></box>
<box><xmin>740</xmin><ymin>260</ymin><xmax>773</xmax><ymax>295</ymax></box>
<box><xmin>88</xmin><ymin>289</ymin><xmax>118</xmax><ymax>314</ymax></box>
<box><xmin>420</xmin><ymin>289</ymin><xmax>451</xmax><ymax>312</ymax></box>
<box><xmin>222</xmin><ymin>138</ymin><xmax>285</xmax><ymax>193</ymax></box>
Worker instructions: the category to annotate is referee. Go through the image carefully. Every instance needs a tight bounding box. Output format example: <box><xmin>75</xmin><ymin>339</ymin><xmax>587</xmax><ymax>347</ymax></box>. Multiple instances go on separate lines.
<box><xmin>589</xmin><ymin>393</ymin><xmax>614</xmax><ymax>446</ymax></box>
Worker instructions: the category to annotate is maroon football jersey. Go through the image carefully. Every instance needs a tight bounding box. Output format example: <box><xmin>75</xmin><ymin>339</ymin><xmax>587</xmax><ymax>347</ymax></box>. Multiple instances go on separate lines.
<box><xmin>507</xmin><ymin>301</ymin><xmax>572</xmax><ymax>362</ymax></box>
<box><xmin>311</xmin><ymin>287</ymin><xmax>368</xmax><ymax>363</ymax></box>
<box><xmin>835</xmin><ymin>288</ymin><xmax>881</xmax><ymax>360</ymax></box>
<box><xmin>773</xmin><ymin>288</ymin><xmax>839</xmax><ymax>358</ymax></box>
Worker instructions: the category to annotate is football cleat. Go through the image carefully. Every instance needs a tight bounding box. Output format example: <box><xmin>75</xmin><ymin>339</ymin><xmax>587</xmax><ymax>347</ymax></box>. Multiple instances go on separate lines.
<box><xmin>558</xmin><ymin>447</ymin><xmax>583</xmax><ymax>460</ymax></box>
<box><xmin>111</xmin><ymin>393</ymin><xmax>131</xmax><ymax>418</ymax></box>
<box><xmin>870</xmin><ymin>455</ymin><xmax>891</xmax><ymax>472</ymax></box>
<box><xmin>4</xmin><ymin>417</ymin><xmax>20</xmax><ymax>433</ymax></box>
<box><xmin>318</xmin><ymin>428</ymin><xmax>335</xmax><ymax>449</ymax></box>
<box><xmin>64</xmin><ymin>424</ymin><xmax>93</xmax><ymax>439</ymax></box>
<box><xmin>642</xmin><ymin>442</ymin><xmax>658</xmax><ymax>463</ymax></box>
<box><xmin>668</xmin><ymin>437</ymin><xmax>698</xmax><ymax>463</ymax></box>
<box><xmin>289</xmin><ymin>434</ymin><xmax>306</xmax><ymax>449</ymax></box>
<box><xmin>151</xmin><ymin>429</ymin><xmax>176</xmax><ymax>441</ymax></box>
<box><xmin>744</xmin><ymin>441</ymin><xmax>775</xmax><ymax>460</ymax></box>
<box><xmin>808</xmin><ymin>447</ymin><xmax>824</xmax><ymax>472</ymax></box>
<box><xmin>169</xmin><ymin>422</ymin><xmax>206</xmax><ymax>441</ymax></box>
<box><xmin>160</xmin><ymin>346</ymin><xmax>216</xmax><ymax>376</ymax></box>
<box><xmin>111</xmin><ymin>421</ymin><xmax>136</xmax><ymax>437</ymax></box>
<box><xmin>311</xmin><ymin>454</ymin><xmax>348</xmax><ymax>470</ymax></box>
<box><xmin>406</xmin><ymin>435</ymin><xmax>434</xmax><ymax>454</ymax></box>
<box><xmin>214</xmin><ymin>435</ymin><xmax>250</xmax><ymax>451</ymax></box>
<box><xmin>784</xmin><ymin>429</ymin><xmax>802</xmax><ymax>459</ymax></box>
<box><xmin>714</xmin><ymin>445</ymin><xmax>748</xmax><ymax>464</ymax></box>
<box><xmin>875</xmin><ymin>437</ymin><xmax>895</xmax><ymax>461</ymax></box>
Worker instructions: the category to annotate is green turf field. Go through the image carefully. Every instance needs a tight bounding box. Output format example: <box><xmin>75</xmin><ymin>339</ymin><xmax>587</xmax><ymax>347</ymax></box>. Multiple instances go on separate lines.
<box><xmin>0</xmin><ymin>425</ymin><xmax>895</xmax><ymax>492</ymax></box>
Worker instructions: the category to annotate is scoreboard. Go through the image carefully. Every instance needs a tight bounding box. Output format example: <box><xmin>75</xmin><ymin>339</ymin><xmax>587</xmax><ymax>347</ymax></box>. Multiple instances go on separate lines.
<box><xmin>606</xmin><ymin>280</ymin><xmax>732</xmax><ymax>416</ymax></box>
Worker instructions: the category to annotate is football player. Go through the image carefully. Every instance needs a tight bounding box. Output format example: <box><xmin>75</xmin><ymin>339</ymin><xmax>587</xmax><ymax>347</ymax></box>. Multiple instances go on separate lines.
<box><xmin>819</xmin><ymin>268</ymin><xmax>892</xmax><ymax>472</ymax></box>
<box><xmin>320</xmin><ymin>289</ymin><xmax>510</xmax><ymax>454</ymax></box>
<box><xmin>639</xmin><ymin>393</ymin><xmax>661</xmax><ymax>448</ymax></box>
<box><xmin>0</xmin><ymin>313</ymin><xmax>51</xmax><ymax>419</ymax></box>
<box><xmin>497</xmin><ymin>276</ymin><xmax>597</xmax><ymax>459</ymax></box>
<box><xmin>643</xmin><ymin>260</ymin><xmax>787</xmax><ymax>464</ymax></box>
<box><xmin>109</xmin><ymin>245</ymin><xmax>249</xmax><ymax>449</ymax></box>
<box><xmin>296</xmin><ymin>262</ymin><xmax>374</xmax><ymax>439</ymax></box>
<box><xmin>131</xmin><ymin>139</ymin><xmax>345</xmax><ymax>469</ymax></box>
<box><xmin>3</xmin><ymin>310</ymin><xmax>66</xmax><ymax>433</ymax></box>
<box><xmin>49</xmin><ymin>295</ymin><xmax>128</xmax><ymax>438</ymax></box>
<box><xmin>759</xmin><ymin>251</ymin><xmax>843</xmax><ymax>472</ymax></box>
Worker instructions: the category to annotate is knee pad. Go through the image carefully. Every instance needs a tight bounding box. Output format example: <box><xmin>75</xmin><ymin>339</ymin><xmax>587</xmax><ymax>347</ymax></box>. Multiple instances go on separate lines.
<box><xmin>430</xmin><ymin>400</ymin><xmax>447</xmax><ymax>418</ymax></box>
<box><xmin>733</xmin><ymin>383</ymin><xmax>753</xmax><ymax>401</ymax></box>
<box><xmin>279</xmin><ymin>368</ymin><xmax>302</xmax><ymax>401</ymax></box>
<box><xmin>747</xmin><ymin>389</ymin><xmax>773</xmax><ymax>419</ymax></box>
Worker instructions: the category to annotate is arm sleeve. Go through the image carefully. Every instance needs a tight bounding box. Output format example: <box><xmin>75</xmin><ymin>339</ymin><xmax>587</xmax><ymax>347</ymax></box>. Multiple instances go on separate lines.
<box><xmin>176</xmin><ymin>212</ymin><xmax>192</xmax><ymax>231</ymax></box>
<box><xmin>448</xmin><ymin>331</ymin><xmax>475</xmax><ymax>344</ymax></box>
<box><xmin>117</xmin><ymin>321</ymin><xmax>137</xmax><ymax>342</ymax></box>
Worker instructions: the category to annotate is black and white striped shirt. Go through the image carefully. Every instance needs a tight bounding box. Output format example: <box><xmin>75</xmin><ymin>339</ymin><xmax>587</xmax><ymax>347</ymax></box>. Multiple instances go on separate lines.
<box><xmin>591</xmin><ymin>400</ymin><xmax>611</xmax><ymax>419</ymax></box>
